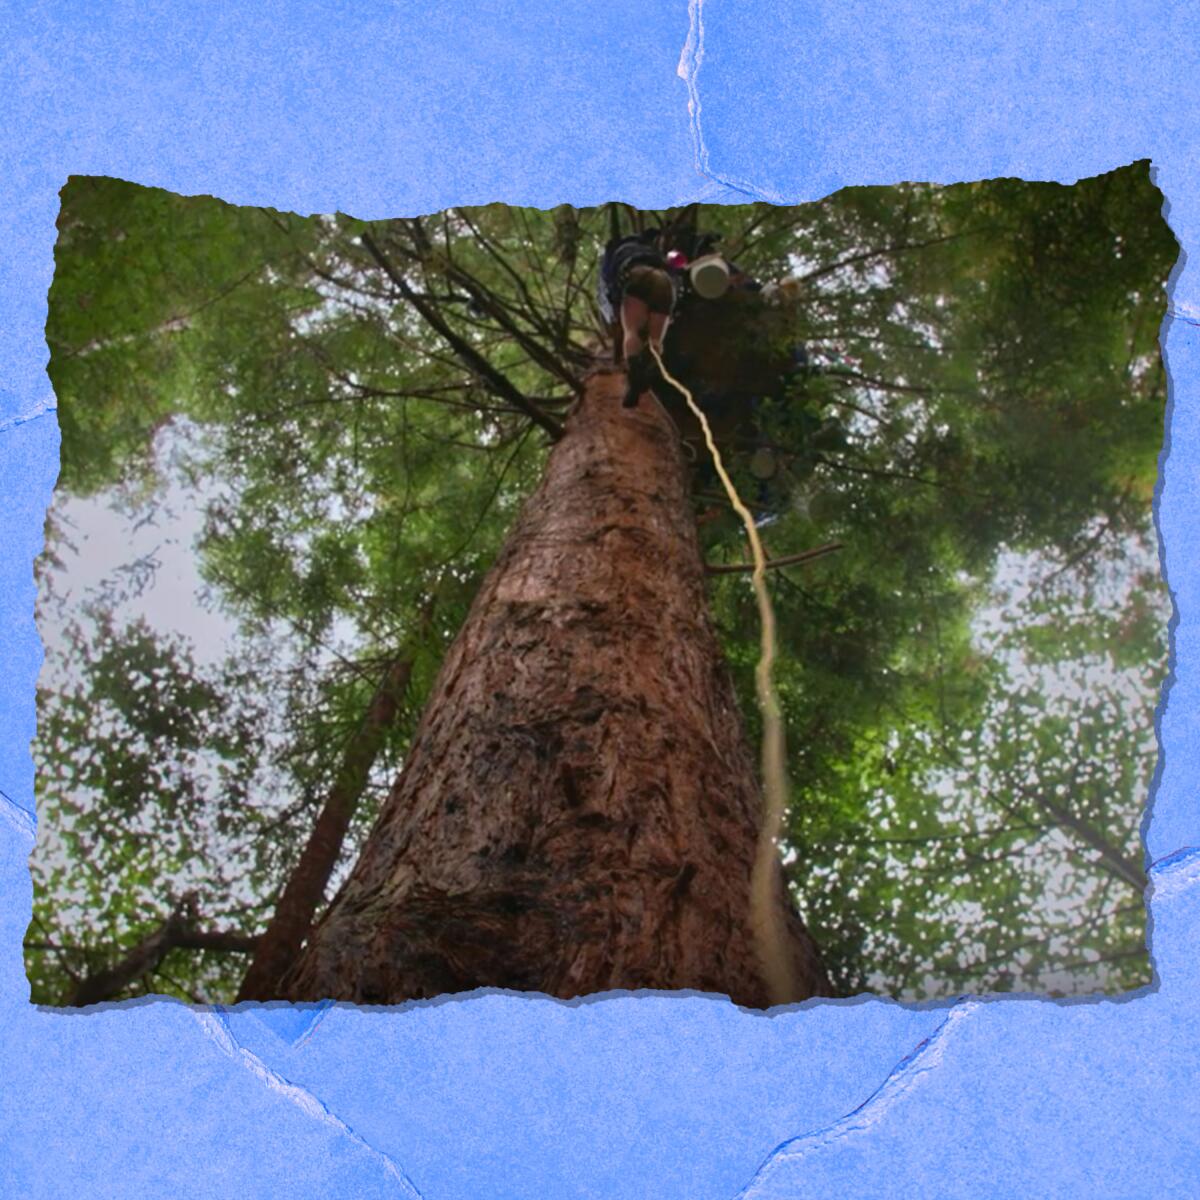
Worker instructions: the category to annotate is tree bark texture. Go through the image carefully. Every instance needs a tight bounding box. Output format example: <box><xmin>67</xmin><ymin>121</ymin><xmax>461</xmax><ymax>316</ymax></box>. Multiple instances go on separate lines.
<box><xmin>281</xmin><ymin>370</ymin><xmax>830</xmax><ymax>1007</ymax></box>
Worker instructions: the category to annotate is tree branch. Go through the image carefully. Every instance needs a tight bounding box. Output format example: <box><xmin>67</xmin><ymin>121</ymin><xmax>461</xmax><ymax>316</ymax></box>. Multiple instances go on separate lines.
<box><xmin>409</xmin><ymin>215</ymin><xmax>579</xmax><ymax>387</ymax></box>
<box><xmin>237</xmin><ymin>630</ymin><xmax>428</xmax><ymax>1002</ymax></box>
<box><xmin>451</xmin><ymin>209</ymin><xmax>564</xmax><ymax>345</ymax></box>
<box><xmin>66</xmin><ymin>909</ymin><xmax>259</xmax><ymax>1007</ymax></box>
<box><xmin>360</xmin><ymin>230</ymin><xmax>564</xmax><ymax>441</ymax></box>
<box><xmin>1021</xmin><ymin>786</ymin><xmax>1147</xmax><ymax>893</ymax></box>
<box><xmin>705</xmin><ymin>541</ymin><xmax>844</xmax><ymax>576</ymax></box>
<box><xmin>795</xmin><ymin>231</ymin><xmax>976</xmax><ymax>288</ymax></box>
<box><xmin>440</xmin><ymin>262</ymin><xmax>580</xmax><ymax>391</ymax></box>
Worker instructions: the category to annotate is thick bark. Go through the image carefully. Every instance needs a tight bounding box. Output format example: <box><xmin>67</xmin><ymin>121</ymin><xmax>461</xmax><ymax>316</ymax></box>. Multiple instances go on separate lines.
<box><xmin>281</xmin><ymin>370</ymin><xmax>829</xmax><ymax>1007</ymax></box>
<box><xmin>236</xmin><ymin>652</ymin><xmax>419</xmax><ymax>1001</ymax></box>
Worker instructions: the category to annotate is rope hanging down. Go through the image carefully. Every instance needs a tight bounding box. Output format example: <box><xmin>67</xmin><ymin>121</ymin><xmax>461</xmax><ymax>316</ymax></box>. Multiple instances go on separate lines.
<box><xmin>646</xmin><ymin>345</ymin><xmax>799</xmax><ymax>1006</ymax></box>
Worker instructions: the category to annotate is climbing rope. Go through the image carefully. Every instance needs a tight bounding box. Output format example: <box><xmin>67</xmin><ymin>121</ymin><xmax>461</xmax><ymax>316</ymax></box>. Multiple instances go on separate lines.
<box><xmin>646</xmin><ymin>345</ymin><xmax>798</xmax><ymax>1006</ymax></box>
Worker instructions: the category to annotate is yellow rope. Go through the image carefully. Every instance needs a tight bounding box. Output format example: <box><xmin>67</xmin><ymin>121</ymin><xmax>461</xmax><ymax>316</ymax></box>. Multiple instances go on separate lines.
<box><xmin>645</xmin><ymin>345</ymin><xmax>797</xmax><ymax>1005</ymax></box>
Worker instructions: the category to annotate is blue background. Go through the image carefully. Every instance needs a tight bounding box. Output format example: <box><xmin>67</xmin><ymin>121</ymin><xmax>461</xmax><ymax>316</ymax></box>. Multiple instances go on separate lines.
<box><xmin>2</xmin><ymin>3</ymin><xmax>1198</xmax><ymax>1195</ymax></box>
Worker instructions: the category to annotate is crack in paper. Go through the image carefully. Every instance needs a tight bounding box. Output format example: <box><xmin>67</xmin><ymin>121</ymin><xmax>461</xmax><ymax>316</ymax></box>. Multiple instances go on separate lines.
<box><xmin>0</xmin><ymin>400</ymin><xmax>55</xmax><ymax>437</ymax></box>
<box><xmin>194</xmin><ymin>1008</ymin><xmax>426</xmax><ymax>1199</ymax></box>
<box><xmin>0</xmin><ymin>786</ymin><xmax>35</xmax><ymax>844</ymax></box>
<box><xmin>733</xmin><ymin>999</ymin><xmax>979</xmax><ymax>1199</ymax></box>
<box><xmin>677</xmin><ymin>0</ymin><xmax>789</xmax><ymax>204</ymax></box>
<box><xmin>1147</xmin><ymin>843</ymin><xmax>1200</xmax><ymax>901</ymax></box>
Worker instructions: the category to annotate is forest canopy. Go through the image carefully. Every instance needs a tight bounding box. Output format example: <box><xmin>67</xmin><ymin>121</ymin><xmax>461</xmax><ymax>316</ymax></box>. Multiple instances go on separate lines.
<box><xmin>30</xmin><ymin>164</ymin><xmax>1172</xmax><ymax>1005</ymax></box>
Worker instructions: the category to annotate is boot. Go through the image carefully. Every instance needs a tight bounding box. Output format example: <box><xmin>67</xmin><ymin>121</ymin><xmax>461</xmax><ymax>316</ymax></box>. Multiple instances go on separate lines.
<box><xmin>623</xmin><ymin>349</ymin><xmax>650</xmax><ymax>408</ymax></box>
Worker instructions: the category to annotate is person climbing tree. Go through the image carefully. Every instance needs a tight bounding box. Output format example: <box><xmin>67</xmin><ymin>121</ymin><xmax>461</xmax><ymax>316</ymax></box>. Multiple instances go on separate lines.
<box><xmin>598</xmin><ymin>228</ymin><xmax>678</xmax><ymax>407</ymax></box>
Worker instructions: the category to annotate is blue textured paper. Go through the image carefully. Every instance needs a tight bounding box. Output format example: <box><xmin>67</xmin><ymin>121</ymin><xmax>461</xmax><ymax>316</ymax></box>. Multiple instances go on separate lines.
<box><xmin>2</xmin><ymin>3</ymin><xmax>1197</xmax><ymax>1195</ymax></box>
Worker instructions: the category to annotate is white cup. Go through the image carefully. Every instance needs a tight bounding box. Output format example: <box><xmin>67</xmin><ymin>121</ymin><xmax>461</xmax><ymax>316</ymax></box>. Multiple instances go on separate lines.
<box><xmin>689</xmin><ymin>254</ymin><xmax>731</xmax><ymax>300</ymax></box>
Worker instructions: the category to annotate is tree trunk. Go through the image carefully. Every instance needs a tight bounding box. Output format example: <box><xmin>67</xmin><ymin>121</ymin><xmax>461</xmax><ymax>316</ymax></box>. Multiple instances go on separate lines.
<box><xmin>280</xmin><ymin>369</ymin><xmax>830</xmax><ymax>1007</ymax></box>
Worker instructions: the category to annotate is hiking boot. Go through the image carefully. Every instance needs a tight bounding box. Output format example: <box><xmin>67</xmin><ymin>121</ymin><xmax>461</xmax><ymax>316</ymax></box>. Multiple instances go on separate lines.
<box><xmin>623</xmin><ymin>350</ymin><xmax>650</xmax><ymax>407</ymax></box>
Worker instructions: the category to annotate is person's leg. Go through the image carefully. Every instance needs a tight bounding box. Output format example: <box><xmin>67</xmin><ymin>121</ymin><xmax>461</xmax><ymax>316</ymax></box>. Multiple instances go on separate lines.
<box><xmin>647</xmin><ymin>311</ymin><xmax>670</xmax><ymax>354</ymax></box>
<box><xmin>620</xmin><ymin>295</ymin><xmax>654</xmax><ymax>408</ymax></box>
<box><xmin>620</xmin><ymin>262</ymin><xmax>674</xmax><ymax>406</ymax></box>
<box><xmin>621</xmin><ymin>294</ymin><xmax>650</xmax><ymax>361</ymax></box>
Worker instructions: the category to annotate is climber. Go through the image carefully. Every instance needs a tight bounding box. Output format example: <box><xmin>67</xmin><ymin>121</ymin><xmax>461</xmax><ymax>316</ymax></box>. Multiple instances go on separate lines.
<box><xmin>599</xmin><ymin>229</ymin><xmax>679</xmax><ymax>408</ymax></box>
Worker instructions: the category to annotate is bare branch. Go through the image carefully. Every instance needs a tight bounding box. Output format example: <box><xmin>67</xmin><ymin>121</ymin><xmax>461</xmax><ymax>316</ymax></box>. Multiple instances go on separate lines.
<box><xmin>360</xmin><ymin>231</ymin><xmax>564</xmax><ymax>441</ymax></box>
<box><xmin>66</xmin><ymin>911</ymin><xmax>259</xmax><ymax>1007</ymax></box>
<box><xmin>705</xmin><ymin>541</ymin><xmax>844</xmax><ymax>576</ymax></box>
<box><xmin>1021</xmin><ymin>786</ymin><xmax>1147</xmax><ymax>893</ymax></box>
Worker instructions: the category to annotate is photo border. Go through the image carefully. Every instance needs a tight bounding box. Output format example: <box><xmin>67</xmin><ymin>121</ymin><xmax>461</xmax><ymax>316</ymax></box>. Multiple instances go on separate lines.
<box><xmin>2</xmin><ymin>4</ymin><xmax>1196</xmax><ymax>1195</ymax></box>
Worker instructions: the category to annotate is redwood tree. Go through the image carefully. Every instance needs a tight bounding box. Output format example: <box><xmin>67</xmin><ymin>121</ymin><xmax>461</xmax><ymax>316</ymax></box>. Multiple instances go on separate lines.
<box><xmin>281</xmin><ymin>368</ymin><xmax>830</xmax><ymax>1006</ymax></box>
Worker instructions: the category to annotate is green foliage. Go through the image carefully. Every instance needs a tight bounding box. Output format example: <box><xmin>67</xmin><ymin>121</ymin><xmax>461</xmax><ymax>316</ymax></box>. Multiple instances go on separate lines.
<box><xmin>31</xmin><ymin>167</ymin><xmax>1172</xmax><ymax>1002</ymax></box>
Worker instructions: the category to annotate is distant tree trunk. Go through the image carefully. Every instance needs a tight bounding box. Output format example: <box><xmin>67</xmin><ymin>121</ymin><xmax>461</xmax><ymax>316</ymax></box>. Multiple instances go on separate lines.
<box><xmin>236</xmin><ymin>651</ymin><xmax>420</xmax><ymax>1001</ymax></box>
<box><xmin>280</xmin><ymin>369</ymin><xmax>830</xmax><ymax>1007</ymax></box>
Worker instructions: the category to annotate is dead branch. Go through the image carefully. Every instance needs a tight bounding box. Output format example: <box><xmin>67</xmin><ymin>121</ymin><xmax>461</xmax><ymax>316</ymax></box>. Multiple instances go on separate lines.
<box><xmin>705</xmin><ymin>541</ymin><xmax>844</xmax><ymax>576</ymax></box>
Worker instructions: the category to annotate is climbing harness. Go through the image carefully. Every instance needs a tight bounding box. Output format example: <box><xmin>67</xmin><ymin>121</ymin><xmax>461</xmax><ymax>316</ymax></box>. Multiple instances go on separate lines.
<box><xmin>598</xmin><ymin>231</ymin><xmax>675</xmax><ymax>329</ymax></box>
